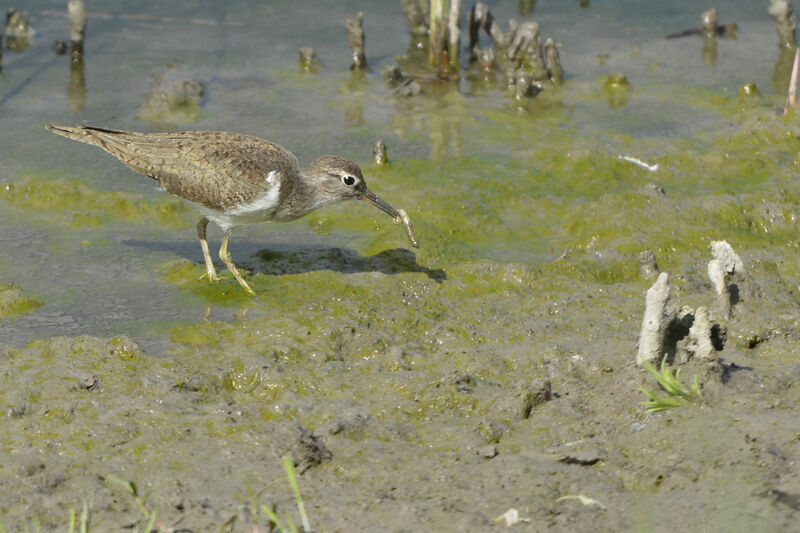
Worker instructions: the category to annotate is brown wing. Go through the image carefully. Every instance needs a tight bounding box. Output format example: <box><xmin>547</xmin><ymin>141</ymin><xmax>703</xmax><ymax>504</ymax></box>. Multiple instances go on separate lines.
<box><xmin>46</xmin><ymin>125</ymin><xmax>299</xmax><ymax>210</ymax></box>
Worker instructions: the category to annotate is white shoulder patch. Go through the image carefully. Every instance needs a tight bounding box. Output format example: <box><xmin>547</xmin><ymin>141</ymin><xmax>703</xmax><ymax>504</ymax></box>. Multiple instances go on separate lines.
<box><xmin>190</xmin><ymin>170</ymin><xmax>284</xmax><ymax>230</ymax></box>
<box><xmin>226</xmin><ymin>170</ymin><xmax>282</xmax><ymax>218</ymax></box>
<box><xmin>266</xmin><ymin>169</ymin><xmax>280</xmax><ymax>185</ymax></box>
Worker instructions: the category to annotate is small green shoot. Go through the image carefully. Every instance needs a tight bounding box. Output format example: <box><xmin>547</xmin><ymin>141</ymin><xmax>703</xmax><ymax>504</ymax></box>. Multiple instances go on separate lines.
<box><xmin>104</xmin><ymin>474</ymin><xmax>162</xmax><ymax>532</ymax></box>
<box><xmin>640</xmin><ymin>356</ymin><xmax>702</xmax><ymax>412</ymax></box>
<box><xmin>24</xmin><ymin>517</ymin><xmax>41</xmax><ymax>533</ymax></box>
<box><xmin>142</xmin><ymin>511</ymin><xmax>157</xmax><ymax>533</ymax></box>
<box><xmin>260</xmin><ymin>455</ymin><xmax>311</xmax><ymax>533</ymax></box>
<box><xmin>67</xmin><ymin>501</ymin><xmax>91</xmax><ymax>533</ymax></box>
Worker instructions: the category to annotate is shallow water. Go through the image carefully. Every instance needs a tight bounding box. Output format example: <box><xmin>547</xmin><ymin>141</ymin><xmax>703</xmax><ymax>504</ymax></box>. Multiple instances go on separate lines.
<box><xmin>1</xmin><ymin>1</ymin><xmax>799</xmax><ymax>531</ymax></box>
<box><xmin>0</xmin><ymin>0</ymin><xmax>787</xmax><ymax>349</ymax></box>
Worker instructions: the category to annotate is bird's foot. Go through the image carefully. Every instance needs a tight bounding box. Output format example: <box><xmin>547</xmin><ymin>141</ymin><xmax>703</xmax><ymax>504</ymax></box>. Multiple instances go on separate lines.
<box><xmin>199</xmin><ymin>271</ymin><xmax>222</xmax><ymax>283</ymax></box>
<box><xmin>240</xmin><ymin>283</ymin><xmax>257</xmax><ymax>297</ymax></box>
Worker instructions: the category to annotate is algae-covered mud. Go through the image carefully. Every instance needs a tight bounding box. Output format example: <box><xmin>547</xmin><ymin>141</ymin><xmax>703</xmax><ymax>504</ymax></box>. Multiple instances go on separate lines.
<box><xmin>1</xmin><ymin>1</ymin><xmax>799</xmax><ymax>531</ymax></box>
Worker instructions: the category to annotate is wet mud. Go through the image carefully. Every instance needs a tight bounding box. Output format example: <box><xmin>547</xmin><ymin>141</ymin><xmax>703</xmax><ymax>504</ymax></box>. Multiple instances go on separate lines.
<box><xmin>0</xmin><ymin>1</ymin><xmax>798</xmax><ymax>531</ymax></box>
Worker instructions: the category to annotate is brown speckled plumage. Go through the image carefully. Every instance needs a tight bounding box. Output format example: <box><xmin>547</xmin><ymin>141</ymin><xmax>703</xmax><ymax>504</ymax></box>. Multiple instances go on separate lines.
<box><xmin>46</xmin><ymin>124</ymin><xmax>411</xmax><ymax>295</ymax></box>
<box><xmin>46</xmin><ymin>125</ymin><xmax>300</xmax><ymax>213</ymax></box>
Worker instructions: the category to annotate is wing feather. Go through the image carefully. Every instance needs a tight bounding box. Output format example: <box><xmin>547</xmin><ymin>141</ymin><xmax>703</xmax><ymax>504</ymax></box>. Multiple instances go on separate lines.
<box><xmin>47</xmin><ymin>125</ymin><xmax>298</xmax><ymax>210</ymax></box>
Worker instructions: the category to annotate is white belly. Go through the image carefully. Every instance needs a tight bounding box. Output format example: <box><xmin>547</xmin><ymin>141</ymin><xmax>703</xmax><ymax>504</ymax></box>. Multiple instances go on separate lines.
<box><xmin>193</xmin><ymin>170</ymin><xmax>282</xmax><ymax>231</ymax></box>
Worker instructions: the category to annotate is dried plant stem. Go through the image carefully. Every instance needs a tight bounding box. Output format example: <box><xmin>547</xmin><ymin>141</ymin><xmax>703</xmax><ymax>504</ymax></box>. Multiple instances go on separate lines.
<box><xmin>784</xmin><ymin>47</ymin><xmax>800</xmax><ymax>114</ymax></box>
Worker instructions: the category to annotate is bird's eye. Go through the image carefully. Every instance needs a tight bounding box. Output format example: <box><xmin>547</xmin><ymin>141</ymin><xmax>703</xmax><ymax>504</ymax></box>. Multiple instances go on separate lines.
<box><xmin>342</xmin><ymin>175</ymin><xmax>356</xmax><ymax>186</ymax></box>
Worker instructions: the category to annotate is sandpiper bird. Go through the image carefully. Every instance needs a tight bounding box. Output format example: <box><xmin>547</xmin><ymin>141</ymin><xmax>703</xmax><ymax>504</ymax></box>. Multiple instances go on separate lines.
<box><xmin>46</xmin><ymin>124</ymin><xmax>418</xmax><ymax>295</ymax></box>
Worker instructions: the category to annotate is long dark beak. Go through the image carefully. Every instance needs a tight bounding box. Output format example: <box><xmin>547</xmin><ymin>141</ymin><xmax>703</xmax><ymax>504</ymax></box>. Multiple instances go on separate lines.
<box><xmin>360</xmin><ymin>189</ymin><xmax>401</xmax><ymax>219</ymax></box>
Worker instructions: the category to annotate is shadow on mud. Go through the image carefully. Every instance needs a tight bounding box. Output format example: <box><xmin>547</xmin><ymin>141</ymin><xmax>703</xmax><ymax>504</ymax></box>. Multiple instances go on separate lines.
<box><xmin>124</xmin><ymin>240</ymin><xmax>446</xmax><ymax>282</ymax></box>
<box><xmin>251</xmin><ymin>247</ymin><xmax>446</xmax><ymax>282</ymax></box>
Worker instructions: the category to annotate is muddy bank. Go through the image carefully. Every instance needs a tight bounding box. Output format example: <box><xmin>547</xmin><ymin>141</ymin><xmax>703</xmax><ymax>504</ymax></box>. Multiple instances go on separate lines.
<box><xmin>1</xmin><ymin>223</ymin><xmax>798</xmax><ymax>530</ymax></box>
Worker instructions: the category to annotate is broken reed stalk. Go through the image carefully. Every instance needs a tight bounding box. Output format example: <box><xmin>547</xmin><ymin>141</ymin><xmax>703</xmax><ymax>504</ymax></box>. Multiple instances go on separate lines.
<box><xmin>447</xmin><ymin>0</ymin><xmax>461</xmax><ymax>70</ymax></box>
<box><xmin>68</xmin><ymin>0</ymin><xmax>87</xmax><ymax>58</ymax></box>
<box><xmin>429</xmin><ymin>0</ymin><xmax>446</xmax><ymax>67</ymax></box>
<box><xmin>768</xmin><ymin>0</ymin><xmax>798</xmax><ymax>49</ymax></box>
<box><xmin>346</xmin><ymin>12</ymin><xmax>367</xmax><ymax>70</ymax></box>
<box><xmin>784</xmin><ymin>47</ymin><xmax>800</xmax><ymax>114</ymax></box>
<box><xmin>636</xmin><ymin>272</ymin><xmax>670</xmax><ymax>366</ymax></box>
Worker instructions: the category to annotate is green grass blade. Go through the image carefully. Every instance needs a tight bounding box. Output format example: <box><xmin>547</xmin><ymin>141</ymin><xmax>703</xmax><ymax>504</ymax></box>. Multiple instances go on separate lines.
<box><xmin>80</xmin><ymin>500</ymin><xmax>91</xmax><ymax>533</ymax></box>
<box><xmin>141</xmin><ymin>510</ymin><xmax>157</xmax><ymax>533</ymax></box>
<box><xmin>261</xmin><ymin>505</ymin><xmax>288</xmax><ymax>533</ymax></box>
<box><xmin>104</xmin><ymin>474</ymin><xmax>137</xmax><ymax>496</ymax></box>
<box><xmin>282</xmin><ymin>456</ymin><xmax>310</xmax><ymax>533</ymax></box>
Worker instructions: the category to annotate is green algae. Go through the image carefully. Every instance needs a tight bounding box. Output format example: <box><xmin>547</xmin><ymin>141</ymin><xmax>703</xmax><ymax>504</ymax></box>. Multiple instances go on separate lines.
<box><xmin>739</xmin><ymin>83</ymin><xmax>760</xmax><ymax>99</ymax></box>
<box><xmin>2</xmin><ymin>175</ymin><xmax>192</xmax><ymax>229</ymax></box>
<box><xmin>0</xmin><ymin>284</ymin><xmax>42</xmax><ymax>319</ymax></box>
<box><xmin>157</xmin><ymin>259</ymin><xmax>257</xmax><ymax>305</ymax></box>
<box><xmin>601</xmin><ymin>73</ymin><xmax>632</xmax><ymax>108</ymax></box>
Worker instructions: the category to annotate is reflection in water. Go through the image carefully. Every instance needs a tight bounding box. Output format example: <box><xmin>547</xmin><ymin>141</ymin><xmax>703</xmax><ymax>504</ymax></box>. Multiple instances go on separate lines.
<box><xmin>5</xmin><ymin>9</ymin><xmax>31</xmax><ymax>53</ymax></box>
<box><xmin>135</xmin><ymin>66</ymin><xmax>207</xmax><ymax>125</ymax></box>
<box><xmin>344</xmin><ymin>103</ymin><xmax>365</xmax><ymax>126</ymax></box>
<box><xmin>391</xmin><ymin>97</ymin><xmax>463</xmax><ymax>159</ymax></box>
<box><xmin>700</xmin><ymin>8</ymin><xmax>718</xmax><ymax>67</ymax></box>
<box><xmin>68</xmin><ymin>55</ymin><xmax>86</xmax><ymax>111</ymax></box>
<box><xmin>428</xmin><ymin>114</ymin><xmax>462</xmax><ymax>159</ymax></box>
<box><xmin>773</xmin><ymin>46</ymin><xmax>797</xmax><ymax>95</ymax></box>
<box><xmin>701</xmin><ymin>37</ymin><xmax>717</xmax><ymax>67</ymax></box>
<box><xmin>602</xmin><ymin>73</ymin><xmax>631</xmax><ymax>109</ymax></box>
<box><xmin>518</xmin><ymin>0</ymin><xmax>536</xmax><ymax>17</ymax></box>
<box><xmin>344</xmin><ymin>70</ymin><xmax>367</xmax><ymax>127</ymax></box>
<box><xmin>68</xmin><ymin>0</ymin><xmax>88</xmax><ymax>111</ymax></box>
<box><xmin>202</xmin><ymin>302</ymin><xmax>253</xmax><ymax>322</ymax></box>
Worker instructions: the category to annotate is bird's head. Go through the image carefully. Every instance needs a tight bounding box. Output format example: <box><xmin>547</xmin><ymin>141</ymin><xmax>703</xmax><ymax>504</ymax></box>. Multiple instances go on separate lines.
<box><xmin>307</xmin><ymin>155</ymin><xmax>401</xmax><ymax>218</ymax></box>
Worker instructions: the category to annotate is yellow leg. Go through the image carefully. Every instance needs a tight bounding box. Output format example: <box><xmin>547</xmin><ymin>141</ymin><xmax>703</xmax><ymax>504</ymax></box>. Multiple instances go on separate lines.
<box><xmin>197</xmin><ymin>217</ymin><xmax>220</xmax><ymax>282</ymax></box>
<box><xmin>219</xmin><ymin>228</ymin><xmax>256</xmax><ymax>296</ymax></box>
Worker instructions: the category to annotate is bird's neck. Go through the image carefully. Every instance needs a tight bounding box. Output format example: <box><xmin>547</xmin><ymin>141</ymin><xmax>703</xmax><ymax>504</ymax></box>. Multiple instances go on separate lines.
<box><xmin>276</xmin><ymin>167</ymin><xmax>339</xmax><ymax>220</ymax></box>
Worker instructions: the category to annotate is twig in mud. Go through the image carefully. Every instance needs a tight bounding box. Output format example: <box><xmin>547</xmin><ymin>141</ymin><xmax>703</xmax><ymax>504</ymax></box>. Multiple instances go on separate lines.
<box><xmin>554</xmin><ymin>247</ymin><xmax>573</xmax><ymax>262</ymax></box>
<box><xmin>556</xmin><ymin>494</ymin><xmax>607</xmax><ymax>510</ymax></box>
<box><xmin>495</xmin><ymin>508</ymin><xmax>531</xmax><ymax>526</ymax></box>
<box><xmin>618</xmin><ymin>155</ymin><xmax>659</xmax><ymax>172</ymax></box>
